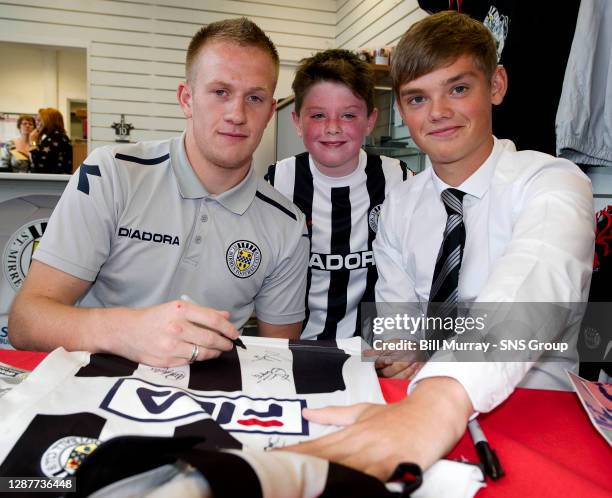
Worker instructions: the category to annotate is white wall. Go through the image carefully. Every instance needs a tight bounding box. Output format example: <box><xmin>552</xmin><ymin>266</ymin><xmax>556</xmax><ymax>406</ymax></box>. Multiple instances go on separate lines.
<box><xmin>0</xmin><ymin>42</ymin><xmax>86</xmax><ymax>139</ymax></box>
<box><xmin>0</xmin><ymin>43</ymin><xmax>50</xmax><ymax>115</ymax></box>
<box><xmin>336</xmin><ymin>0</ymin><xmax>427</xmax><ymax>50</ymax></box>
<box><xmin>57</xmin><ymin>49</ymin><xmax>88</xmax><ymax>136</ymax></box>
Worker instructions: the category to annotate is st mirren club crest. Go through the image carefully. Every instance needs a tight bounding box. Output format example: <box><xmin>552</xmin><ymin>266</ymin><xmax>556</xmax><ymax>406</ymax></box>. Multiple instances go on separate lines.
<box><xmin>368</xmin><ymin>204</ymin><xmax>382</xmax><ymax>233</ymax></box>
<box><xmin>2</xmin><ymin>218</ymin><xmax>48</xmax><ymax>291</ymax></box>
<box><xmin>40</xmin><ymin>436</ymin><xmax>99</xmax><ymax>478</ymax></box>
<box><xmin>111</xmin><ymin>114</ymin><xmax>134</xmax><ymax>143</ymax></box>
<box><xmin>226</xmin><ymin>240</ymin><xmax>262</xmax><ymax>278</ymax></box>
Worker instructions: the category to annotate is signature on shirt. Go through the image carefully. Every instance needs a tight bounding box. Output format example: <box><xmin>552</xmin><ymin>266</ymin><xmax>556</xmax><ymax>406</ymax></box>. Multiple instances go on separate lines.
<box><xmin>253</xmin><ymin>367</ymin><xmax>290</xmax><ymax>383</ymax></box>
<box><xmin>252</xmin><ymin>351</ymin><xmax>283</xmax><ymax>363</ymax></box>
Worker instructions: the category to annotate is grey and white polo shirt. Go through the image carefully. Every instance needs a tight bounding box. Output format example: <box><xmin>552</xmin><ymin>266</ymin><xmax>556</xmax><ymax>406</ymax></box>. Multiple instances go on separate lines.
<box><xmin>34</xmin><ymin>134</ymin><xmax>309</xmax><ymax>329</ymax></box>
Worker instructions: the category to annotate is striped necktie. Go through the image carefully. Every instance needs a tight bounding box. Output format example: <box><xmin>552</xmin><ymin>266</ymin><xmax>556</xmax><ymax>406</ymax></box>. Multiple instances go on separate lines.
<box><xmin>428</xmin><ymin>188</ymin><xmax>466</xmax><ymax>319</ymax></box>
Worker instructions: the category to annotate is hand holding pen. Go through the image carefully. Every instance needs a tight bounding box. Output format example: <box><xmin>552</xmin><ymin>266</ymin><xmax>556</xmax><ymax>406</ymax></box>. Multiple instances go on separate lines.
<box><xmin>181</xmin><ymin>295</ymin><xmax>247</xmax><ymax>354</ymax></box>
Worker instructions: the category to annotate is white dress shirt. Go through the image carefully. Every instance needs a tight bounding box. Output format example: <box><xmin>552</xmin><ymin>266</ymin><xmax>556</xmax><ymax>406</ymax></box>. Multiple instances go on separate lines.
<box><xmin>374</xmin><ymin>138</ymin><xmax>595</xmax><ymax>412</ymax></box>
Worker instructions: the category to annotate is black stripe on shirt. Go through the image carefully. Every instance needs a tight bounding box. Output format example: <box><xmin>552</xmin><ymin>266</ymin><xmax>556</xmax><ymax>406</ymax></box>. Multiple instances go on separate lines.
<box><xmin>255</xmin><ymin>190</ymin><xmax>297</xmax><ymax>220</ymax></box>
<box><xmin>0</xmin><ymin>413</ymin><xmax>106</xmax><ymax>478</ymax></box>
<box><xmin>114</xmin><ymin>152</ymin><xmax>170</xmax><ymax>165</ymax></box>
<box><xmin>188</xmin><ymin>347</ymin><xmax>242</xmax><ymax>392</ymax></box>
<box><xmin>293</xmin><ymin>152</ymin><xmax>314</xmax><ymax>331</ymax></box>
<box><xmin>76</xmin><ymin>353</ymin><xmax>139</xmax><ymax>377</ymax></box>
<box><xmin>320</xmin><ymin>186</ymin><xmax>352</xmax><ymax>340</ymax></box>
<box><xmin>400</xmin><ymin>159</ymin><xmax>408</xmax><ymax>180</ymax></box>
<box><xmin>289</xmin><ymin>340</ymin><xmax>349</xmax><ymax>393</ymax></box>
<box><xmin>355</xmin><ymin>155</ymin><xmax>387</xmax><ymax>337</ymax></box>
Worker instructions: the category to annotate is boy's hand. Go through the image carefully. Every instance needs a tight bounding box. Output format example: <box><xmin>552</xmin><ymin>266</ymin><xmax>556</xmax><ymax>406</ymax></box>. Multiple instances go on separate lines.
<box><xmin>363</xmin><ymin>341</ymin><xmax>424</xmax><ymax>379</ymax></box>
<box><xmin>375</xmin><ymin>357</ymin><xmax>423</xmax><ymax>379</ymax></box>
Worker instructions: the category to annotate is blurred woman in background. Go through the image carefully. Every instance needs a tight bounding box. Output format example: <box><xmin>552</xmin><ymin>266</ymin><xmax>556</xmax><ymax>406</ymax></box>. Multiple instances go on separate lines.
<box><xmin>0</xmin><ymin>114</ymin><xmax>35</xmax><ymax>172</ymax></box>
<box><xmin>29</xmin><ymin>108</ymin><xmax>72</xmax><ymax>174</ymax></box>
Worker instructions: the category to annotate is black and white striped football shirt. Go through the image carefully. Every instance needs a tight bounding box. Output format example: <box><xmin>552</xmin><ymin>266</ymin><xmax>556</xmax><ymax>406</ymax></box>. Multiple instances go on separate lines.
<box><xmin>267</xmin><ymin>150</ymin><xmax>410</xmax><ymax>340</ymax></box>
<box><xmin>0</xmin><ymin>337</ymin><xmax>383</xmax><ymax>481</ymax></box>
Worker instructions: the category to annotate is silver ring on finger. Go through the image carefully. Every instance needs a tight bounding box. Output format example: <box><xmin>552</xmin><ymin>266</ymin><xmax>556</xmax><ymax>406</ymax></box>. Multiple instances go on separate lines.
<box><xmin>189</xmin><ymin>343</ymin><xmax>199</xmax><ymax>364</ymax></box>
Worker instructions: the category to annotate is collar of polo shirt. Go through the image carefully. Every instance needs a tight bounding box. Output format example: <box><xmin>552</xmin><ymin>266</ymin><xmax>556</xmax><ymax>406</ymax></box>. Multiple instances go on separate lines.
<box><xmin>170</xmin><ymin>132</ymin><xmax>257</xmax><ymax>215</ymax></box>
<box><xmin>430</xmin><ymin>136</ymin><xmax>503</xmax><ymax>201</ymax></box>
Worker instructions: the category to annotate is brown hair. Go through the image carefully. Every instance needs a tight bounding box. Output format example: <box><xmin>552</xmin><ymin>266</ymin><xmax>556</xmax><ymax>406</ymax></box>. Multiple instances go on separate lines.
<box><xmin>38</xmin><ymin>108</ymin><xmax>66</xmax><ymax>135</ymax></box>
<box><xmin>292</xmin><ymin>49</ymin><xmax>376</xmax><ymax>116</ymax></box>
<box><xmin>17</xmin><ymin>114</ymin><xmax>35</xmax><ymax>129</ymax></box>
<box><xmin>391</xmin><ymin>11</ymin><xmax>497</xmax><ymax>96</ymax></box>
<box><xmin>186</xmin><ymin>17</ymin><xmax>279</xmax><ymax>82</ymax></box>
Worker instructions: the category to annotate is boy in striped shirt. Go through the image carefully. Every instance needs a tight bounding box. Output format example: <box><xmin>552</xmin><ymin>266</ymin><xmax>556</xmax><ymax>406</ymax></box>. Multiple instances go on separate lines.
<box><xmin>267</xmin><ymin>49</ymin><xmax>411</xmax><ymax>344</ymax></box>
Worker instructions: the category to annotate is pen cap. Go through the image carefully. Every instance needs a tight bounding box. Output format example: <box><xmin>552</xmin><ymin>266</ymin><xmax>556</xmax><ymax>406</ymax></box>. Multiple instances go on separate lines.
<box><xmin>475</xmin><ymin>442</ymin><xmax>504</xmax><ymax>481</ymax></box>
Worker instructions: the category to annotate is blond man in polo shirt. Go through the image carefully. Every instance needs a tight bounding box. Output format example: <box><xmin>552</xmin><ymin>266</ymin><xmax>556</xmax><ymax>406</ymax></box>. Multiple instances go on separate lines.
<box><xmin>9</xmin><ymin>18</ymin><xmax>308</xmax><ymax>367</ymax></box>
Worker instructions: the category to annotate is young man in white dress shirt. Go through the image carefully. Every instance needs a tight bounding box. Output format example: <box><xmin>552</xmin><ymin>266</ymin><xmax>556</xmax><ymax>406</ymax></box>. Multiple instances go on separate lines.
<box><xmin>287</xmin><ymin>11</ymin><xmax>594</xmax><ymax>480</ymax></box>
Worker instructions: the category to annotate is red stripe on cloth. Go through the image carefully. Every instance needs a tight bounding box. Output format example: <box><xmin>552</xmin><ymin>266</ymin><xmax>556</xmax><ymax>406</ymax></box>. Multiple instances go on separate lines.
<box><xmin>236</xmin><ymin>419</ymin><xmax>284</xmax><ymax>427</ymax></box>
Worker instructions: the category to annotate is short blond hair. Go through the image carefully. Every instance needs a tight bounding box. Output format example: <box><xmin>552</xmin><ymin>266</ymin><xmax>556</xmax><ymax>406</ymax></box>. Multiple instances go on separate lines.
<box><xmin>186</xmin><ymin>17</ymin><xmax>279</xmax><ymax>82</ymax></box>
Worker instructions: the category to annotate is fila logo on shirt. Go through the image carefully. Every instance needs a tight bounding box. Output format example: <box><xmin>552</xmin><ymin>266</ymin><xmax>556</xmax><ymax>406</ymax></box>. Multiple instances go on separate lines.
<box><xmin>101</xmin><ymin>378</ymin><xmax>308</xmax><ymax>436</ymax></box>
<box><xmin>309</xmin><ymin>250</ymin><xmax>375</xmax><ymax>271</ymax></box>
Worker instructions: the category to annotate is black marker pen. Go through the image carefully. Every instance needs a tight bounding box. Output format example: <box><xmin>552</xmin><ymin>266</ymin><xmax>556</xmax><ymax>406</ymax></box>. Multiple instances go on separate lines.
<box><xmin>468</xmin><ymin>419</ymin><xmax>504</xmax><ymax>480</ymax></box>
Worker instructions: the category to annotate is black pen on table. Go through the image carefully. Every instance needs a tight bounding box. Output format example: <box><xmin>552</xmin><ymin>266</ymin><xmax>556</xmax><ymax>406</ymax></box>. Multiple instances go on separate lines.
<box><xmin>468</xmin><ymin>419</ymin><xmax>504</xmax><ymax>480</ymax></box>
<box><xmin>180</xmin><ymin>294</ymin><xmax>247</xmax><ymax>350</ymax></box>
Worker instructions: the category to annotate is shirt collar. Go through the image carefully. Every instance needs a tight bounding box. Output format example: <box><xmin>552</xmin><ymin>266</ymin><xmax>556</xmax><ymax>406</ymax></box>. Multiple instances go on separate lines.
<box><xmin>431</xmin><ymin>136</ymin><xmax>501</xmax><ymax>199</ymax></box>
<box><xmin>170</xmin><ymin>132</ymin><xmax>257</xmax><ymax>215</ymax></box>
<box><xmin>309</xmin><ymin>148</ymin><xmax>367</xmax><ymax>184</ymax></box>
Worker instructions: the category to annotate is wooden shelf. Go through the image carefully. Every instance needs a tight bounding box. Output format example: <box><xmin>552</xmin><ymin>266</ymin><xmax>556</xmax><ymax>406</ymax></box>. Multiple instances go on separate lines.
<box><xmin>369</xmin><ymin>63</ymin><xmax>391</xmax><ymax>88</ymax></box>
<box><xmin>370</xmin><ymin>63</ymin><xmax>390</xmax><ymax>73</ymax></box>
